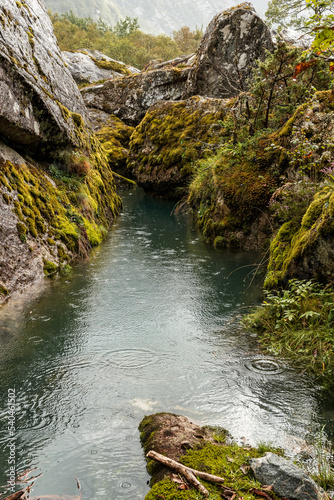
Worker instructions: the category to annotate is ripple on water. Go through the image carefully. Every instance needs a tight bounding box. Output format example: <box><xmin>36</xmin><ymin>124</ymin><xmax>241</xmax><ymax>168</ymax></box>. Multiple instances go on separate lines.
<box><xmin>245</xmin><ymin>357</ymin><xmax>286</xmax><ymax>375</ymax></box>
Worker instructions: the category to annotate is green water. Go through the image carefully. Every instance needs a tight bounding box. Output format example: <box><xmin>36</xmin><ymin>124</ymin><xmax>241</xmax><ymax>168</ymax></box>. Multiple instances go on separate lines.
<box><xmin>0</xmin><ymin>189</ymin><xmax>332</xmax><ymax>499</ymax></box>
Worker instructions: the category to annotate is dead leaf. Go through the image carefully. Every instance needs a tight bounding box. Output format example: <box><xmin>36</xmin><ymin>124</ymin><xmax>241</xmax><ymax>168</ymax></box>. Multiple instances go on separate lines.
<box><xmin>239</xmin><ymin>464</ymin><xmax>249</xmax><ymax>475</ymax></box>
<box><xmin>249</xmin><ymin>488</ymin><xmax>273</xmax><ymax>499</ymax></box>
<box><xmin>226</xmin><ymin>456</ymin><xmax>235</xmax><ymax>463</ymax></box>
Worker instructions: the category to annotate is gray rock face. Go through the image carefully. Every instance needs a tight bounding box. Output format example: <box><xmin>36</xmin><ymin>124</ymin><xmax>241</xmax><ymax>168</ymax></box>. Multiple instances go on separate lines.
<box><xmin>62</xmin><ymin>49</ymin><xmax>139</xmax><ymax>85</ymax></box>
<box><xmin>0</xmin><ymin>0</ymin><xmax>89</xmax><ymax>153</ymax></box>
<box><xmin>81</xmin><ymin>67</ymin><xmax>191</xmax><ymax>125</ymax></box>
<box><xmin>187</xmin><ymin>3</ymin><xmax>274</xmax><ymax>98</ymax></box>
<box><xmin>250</xmin><ymin>453</ymin><xmax>328</xmax><ymax>500</ymax></box>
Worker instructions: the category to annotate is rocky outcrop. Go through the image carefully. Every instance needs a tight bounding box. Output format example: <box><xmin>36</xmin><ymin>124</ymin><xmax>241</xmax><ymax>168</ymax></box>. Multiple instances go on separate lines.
<box><xmin>0</xmin><ymin>0</ymin><xmax>90</xmax><ymax>154</ymax></box>
<box><xmin>139</xmin><ymin>413</ymin><xmax>230</xmax><ymax>484</ymax></box>
<box><xmin>186</xmin><ymin>3</ymin><xmax>274</xmax><ymax>98</ymax></box>
<box><xmin>265</xmin><ymin>91</ymin><xmax>334</xmax><ymax>288</ymax></box>
<box><xmin>62</xmin><ymin>49</ymin><xmax>139</xmax><ymax>86</ymax></box>
<box><xmin>81</xmin><ymin>67</ymin><xmax>191</xmax><ymax>126</ymax></box>
<box><xmin>0</xmin><ymin>0</ymin><xmax>122</xmax><ymax>303</ymax></box>
<box><xmin>250</xmin><ymin>453</ymin><xmax>328</xmax><ymax>500</ymax></box>
<box><xmin>95</xmin><ymin>114</ymin><xmax>134</xmax><ymax>178</ymax></box>
<box><xmin>127</xmin><ymin>96</ymin><xmax>231</xmax><ymax>198</ymax></box>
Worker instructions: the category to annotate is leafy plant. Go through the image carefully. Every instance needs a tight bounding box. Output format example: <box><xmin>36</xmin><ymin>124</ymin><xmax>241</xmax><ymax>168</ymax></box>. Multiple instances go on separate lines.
<box><xmin>244</xmin><ymin>279</ymin><xmax>334</xmax><ymax>382</ymax></box>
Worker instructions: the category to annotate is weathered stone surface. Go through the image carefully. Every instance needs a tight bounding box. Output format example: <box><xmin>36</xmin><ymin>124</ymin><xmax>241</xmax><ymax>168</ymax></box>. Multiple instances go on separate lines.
<box><xmin>0</xmin><ymin>0</ymin><xmax>89</xmax><ymax>153</ymax></box>
<box><xmin>144</xmin><ymin>53</ymin><xmax>196</xmax><ymax>71</ymax></box>
<box><xmin>127</xmin><ymin>96</ymin><xmax>231</xmax><ymax>198</ymax></box>
<box><xmin>139</xmin><ymin>413</ymin><xmax>230</xmax><ymax>484</ymax></box>
<box><xmin>62</xmin><ymin>49</ymin><xmax>139</xmax><ymax>85</ymax></box>
<box><xmin>0</xmin><ymin>142</ymin><xmax>73</xmax><ymax>301</ymax></box>
<box><xmin>81</xmin><ymin>67</ymin><xmax>191</xmax><ymax>125</ymax></box>
<box><xmin>250</xmin><ymin>452</ymin><xmax>328</xmax><ymax>500</ymax></box>
<box><xmin>186</xmin><ymin>3</ymin><xmax>274</xmax><ymax>98</ymax></box>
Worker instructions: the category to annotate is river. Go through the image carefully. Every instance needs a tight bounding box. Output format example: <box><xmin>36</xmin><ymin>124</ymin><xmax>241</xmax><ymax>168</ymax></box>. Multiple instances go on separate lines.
<box><xmin>0</xmin><ymin>188</ymin><xmax>333</xmax><ymax>499</ymax></box>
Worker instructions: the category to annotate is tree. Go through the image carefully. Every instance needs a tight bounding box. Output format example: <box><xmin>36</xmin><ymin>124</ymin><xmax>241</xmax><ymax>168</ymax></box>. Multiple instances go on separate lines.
<box><xmin>172</xmin><ymin>26</ymin><xmax>203</xmax><ymax>54</ymax></box>
<box><xmin>265</xmin><ymin>0</ymin><xmax>334</xmax><ymax>30</ymax></box>
<box><xmin>113</xmin><ymin>17</ymin><xmax>140</xmax><ymax>38</ymax></box>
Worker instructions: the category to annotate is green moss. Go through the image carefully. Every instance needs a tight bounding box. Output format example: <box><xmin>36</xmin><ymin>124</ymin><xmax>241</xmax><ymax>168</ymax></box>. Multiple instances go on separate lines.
<box><xmin>47</xmin><ymin>238</ymin><xmax>56</xmax><ymax>245</ymax></box>
<box><xmin>277</xmin><ymin>102</ymin><xmax>308</xmax><ymax>137</ymax></box>
<box><xmin>82</xmin><ymin>217</ymin><xmax>103</xmax><ymax>247</ymax></box>
<box><xmin>145</xmin><ymin>442</ymin><xmax>283</xmax><ymax>500</ymax></box>
<box><xmin>43</xmin><ymin>260</ymin><xmax>58</xmax><ymax>276</ymax></box>
<box><xmin>90</xmin><ymin>56</ymin><xmax>132</xmax><ymax>75</ymax></box>
<box><xmin>2</xmin><ymin>193</ymin><xmax>11</xmax><ymax>204</ymax></box>
<box><xmin>265</xmin><ymin>185</ymin><xmax>334</xmax><ymax>288</ymax></box>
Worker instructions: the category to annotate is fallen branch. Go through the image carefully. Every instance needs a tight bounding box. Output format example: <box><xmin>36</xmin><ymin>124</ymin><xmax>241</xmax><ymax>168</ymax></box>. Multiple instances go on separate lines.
<box><xmin>147</xmin><ymin>450</ymin><xmax>226</xmax><ymax>497</ymax></box>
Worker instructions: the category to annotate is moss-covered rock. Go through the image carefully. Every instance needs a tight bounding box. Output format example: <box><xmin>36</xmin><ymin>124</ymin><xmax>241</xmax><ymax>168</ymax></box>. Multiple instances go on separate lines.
<box><xmin>0</xmin><ymin>138</ymin><xmax>121</xmax><ymax>303</ymax></box>
<box><xmin>140</xmin><ymin>413</ymin><xmax>285</xmax><ymax>500</ymax></box>
<box><xmin>81</xmin><ymin>67</ymin><xmax>191</xmax><ymax>126</ymax></box>
<box><xmin>127</xmin><ymin>96</ymin><xmax>233</xmax><ymax>198</ymax></box>
<box><xmin>62</xmin><ymin>49</ymin><xmax>137</xmax><ymax>86</ymax></box>
<box><xmin>139</xmin><ymin>413</ymin><xmax>231</xmax><ymax>485</ymax></box>
<box><xmin>188</xmin><ymin>132</ymin><xmax>282</xmax><ymax>248</ymax></box>
<box><xmin>265</xmin><ymin>185</ymin><xmax>334</xmax><ymax>288</ymax></box>
<box><xmin>94</xmin><ymin>114</ymin><xmax>134</xmax><ymax>178</ymax></box>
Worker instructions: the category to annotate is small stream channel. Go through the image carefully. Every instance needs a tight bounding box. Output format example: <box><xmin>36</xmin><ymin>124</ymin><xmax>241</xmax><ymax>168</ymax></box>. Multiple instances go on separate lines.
<box><xmin>0</xmin><ymin>188</ymin><xmax>333</xmax><ymax>499</ymax></box>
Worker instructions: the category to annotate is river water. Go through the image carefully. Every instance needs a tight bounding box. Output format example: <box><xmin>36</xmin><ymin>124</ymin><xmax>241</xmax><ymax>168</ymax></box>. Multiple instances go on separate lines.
<box><xmin>0</xmin><ymin>189</ymin><xmax>333</xmax><ymax>499</ymax></box>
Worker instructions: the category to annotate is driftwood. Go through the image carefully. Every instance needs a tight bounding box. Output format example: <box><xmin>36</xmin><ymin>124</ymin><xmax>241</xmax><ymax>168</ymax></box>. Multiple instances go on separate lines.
<box><xmin>1</xmin><ymin>490</ymin><xmax>26</xmax><ymax>500</ymax></box>
<box><xmin>147</xmin><ymin>450</ymin><xmax>226</xmax><ymax>497</ymax></box>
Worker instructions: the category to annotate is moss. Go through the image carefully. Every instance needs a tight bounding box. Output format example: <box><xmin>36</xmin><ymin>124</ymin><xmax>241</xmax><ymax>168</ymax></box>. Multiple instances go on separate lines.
<box><xmin>82</xmin><ymin>217</ymin><xmax>103</xmax><ymax>247</ymax></box>
<box><xmin>43</xmin><ymin>260</ymin><xmax>58</xmax><ymax>276</ymax></box>
<box><xmin>0</xmin><ymin>284</ymin><xmax>9</xmax><ymax>296</ymax></box>
<box><xmin>145</xmin><ymin>442</ymin><xmax>283</xmax><ymax>500</ymax></box>
<box><xmin>90</xmin><ymin>56</ymin><xmax>132</xmax><ymax>75</ymax></box>
<box><xmin>128</xmin><ymin>97</ymin><xmax>232</xmax><ymax>198</ymax></box>
<box><xmin>2</xmin><ymin>193</ymin><xmax>11</xmax><ymax>204</ymax></box>
<box><xmin>265</xmin><ymin>185</ymin><xmax>334</xmax><ymax>288</ymax></box>
<box><xmin>16</xmin><ymin>222</ymin><xmax>27</xmax><ymax>242</ymax></box>
<box><xmin>277</xmin><ymin>102</ymin><xmax>309</xmax><ymax>137</ymax></box>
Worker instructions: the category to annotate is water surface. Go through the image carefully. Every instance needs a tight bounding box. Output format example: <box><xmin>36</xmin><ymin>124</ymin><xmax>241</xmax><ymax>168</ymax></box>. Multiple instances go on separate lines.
<box><xmin>0</xmin><ymin>189</ymin><xmax>332</xmax><ymax>499</ymax></box>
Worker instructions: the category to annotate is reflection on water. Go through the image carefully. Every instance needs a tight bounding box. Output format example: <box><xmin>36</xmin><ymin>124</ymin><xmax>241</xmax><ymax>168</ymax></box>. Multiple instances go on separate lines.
<box><xmin>0</xmin><ymin>189</ymin><xmax>332</xmax><ymax>499</ymax></box>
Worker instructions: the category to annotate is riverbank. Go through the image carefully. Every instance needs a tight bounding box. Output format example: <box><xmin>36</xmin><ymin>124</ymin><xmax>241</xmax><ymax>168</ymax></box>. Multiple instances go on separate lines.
<box><xmin>139</xmin><ymin>413</ymin><xmax>332</xmax><ymax>500</ymax></box>
<box><xmin>244</xmin><ymin>279</ymin><xmax>334</xmax><ymax>386</ymax></box>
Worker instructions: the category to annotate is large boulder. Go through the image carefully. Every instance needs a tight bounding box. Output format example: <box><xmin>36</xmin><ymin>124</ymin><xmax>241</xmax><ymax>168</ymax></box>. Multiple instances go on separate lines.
<box><xmin>81</xmin><ymin>67</ymin><xmax>191</xmax><ymax>126</ymax></box>
<box><xmin>186</xmin><ymin>3</ymin><xmax>274</xmax><ymax>98</ymax></box>
<box><xmin>0</xmin><ymin>0</ymin><xmax>91</xmax><ymax>154</ymax></box>
<box><xmin>127</xmin><ymin>96</ymin><xmax>231</xmax><ymax>198</ymax></box>
<box><xmin>0</xmin><ymin>1</ymin><xmax>122</xmax><ymax>303</ymax></box>
<box><xmin>250</xmin><ymin>452</ymin><xmax>328</xmax><ymax>500</ymax></box>
<box><xmin>62</xmin><ymin>49</ymin><xmax>139</xmax><ymax>86</ymax></box>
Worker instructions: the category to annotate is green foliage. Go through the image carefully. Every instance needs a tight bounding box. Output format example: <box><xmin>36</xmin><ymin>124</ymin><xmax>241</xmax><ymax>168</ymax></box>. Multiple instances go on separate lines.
<box><xmin>268</xmin><ymin>180</ymin><xmax>318</xmax><ymax>224</ymax></box>
<box><xmin>265</xmin><ymin>0</ymin><xmax>334</xmax><ymax>30</ymax></box>
<box><xmin>249</xmin><ymin>40</ymin><xmax>332</xmax><ymax>131</ymax></box>
<box><xmin>50</xmin><ymin>11</ymin><xmax>200</xmax><ymax>69</ymax></box>
<box><xmin>244</xmin><ymin>279</ymin><xmax>334</xmax><ymax>382</ymax></box>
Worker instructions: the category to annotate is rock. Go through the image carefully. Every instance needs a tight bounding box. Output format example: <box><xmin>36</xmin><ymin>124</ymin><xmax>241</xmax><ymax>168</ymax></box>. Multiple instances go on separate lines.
<box><xmin>264</xmin><ymin>91</ymin><xmax>334</xmax><ymax>288</ymax></box>
<box><xmin>127</xmin><ymin>95</ymin><xmax>231</xmax><ymax>198</ymax></box>
<box><xmin>81</xmin><ymin>67</ymin><xmax>191</xmax><ymax>125</ymax></box>
<box><xmin>0</xmin><ymin>0</ymin><xmax>90</xmax><ymax>153</ymax></box>
<box><xmin>95</xmin><ymin>114</ymin><xmax>134</xmax><ymax>178</ymax></box>
<box><xmin>186</xmin><ymin>3</ymin><xmax>274</xmax><ymax>98</ymax></box>
<box><xmin>62</xmin><ymin>49</ymin><xmax>139</xmax><ymax>86</ymax></box>
<box><xmin>144</xmin><ymin>53</ymin><xmax>196</xmax><ymax>71</ymax></box>
<box><xmin>250</xmin><ymin>452</ymin><xmax>329</xmax><ymax>500</ymax></box>
<box><xmin>139</xmin><ymin>413</ymin><xmax>230</xmax><ymax>484</ymax></box>
<box><xmin>271</xmin><ymin>28</ymin><xmax>312</xmax><ymax>49</ymax></box>
<box><xmin>0</xmin><ymin>1</ymin><xmax>122</xmax><ymax>303</ymax></box>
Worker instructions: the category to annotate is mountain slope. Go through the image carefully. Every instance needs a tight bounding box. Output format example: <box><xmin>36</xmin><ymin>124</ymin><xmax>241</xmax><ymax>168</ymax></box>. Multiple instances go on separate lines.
<box><xmin>44</xmin><ymin>0</ymin><xmax>237</xmax><ymax>34</ymax></box>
